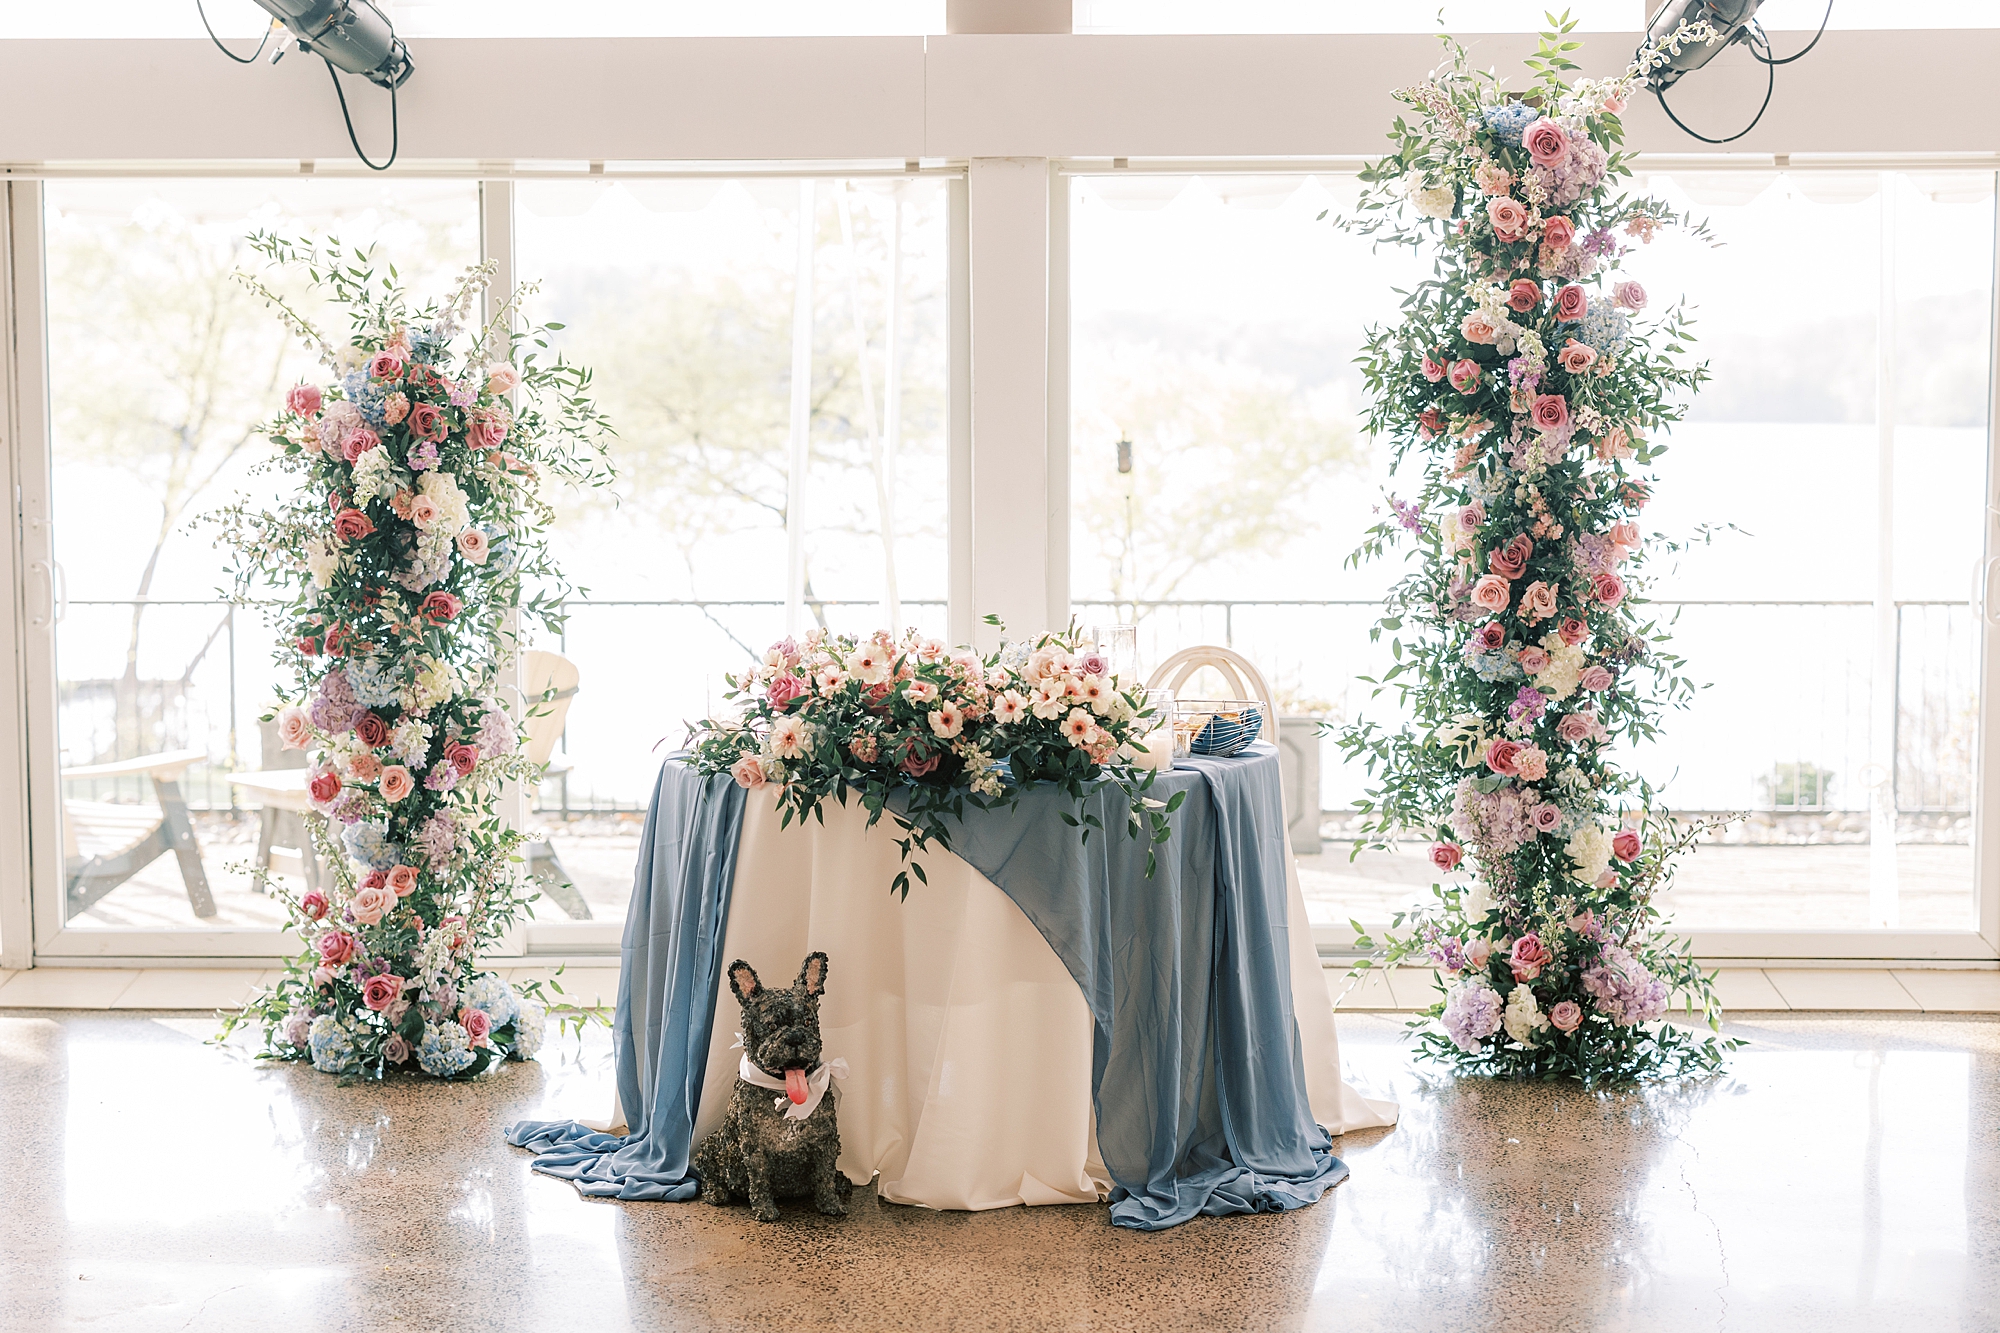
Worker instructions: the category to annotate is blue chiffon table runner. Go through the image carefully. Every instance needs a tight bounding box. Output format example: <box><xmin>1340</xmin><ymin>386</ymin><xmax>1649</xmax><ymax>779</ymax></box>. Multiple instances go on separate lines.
<box><xmin>506</xmin><ymin>743</ymin><xmax>1347</xmax><ymax>1229</ymax></box>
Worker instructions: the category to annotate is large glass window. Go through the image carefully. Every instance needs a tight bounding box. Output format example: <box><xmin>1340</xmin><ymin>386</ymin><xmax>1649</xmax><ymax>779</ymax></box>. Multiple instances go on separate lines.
<box><xmin>1068</xmin><ymin>168</ymin><xmax>1996</xmax><ymax>937</ymax></box>
<box><xmin>513</xmin><ymin>175</ymin><xmax>951</xmax><ymax>925</ymax></box>
<box><xmin>41</xmin><ymin>179</ymin><xmax>480</xmax><ymax>932</ymax></box>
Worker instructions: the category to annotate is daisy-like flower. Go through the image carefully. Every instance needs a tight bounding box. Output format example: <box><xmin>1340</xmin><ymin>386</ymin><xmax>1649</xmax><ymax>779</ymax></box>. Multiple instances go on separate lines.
<box><xmin>904</xmin><ymin>678</ymin><xmax>940</xmax><ymax>706</ymax></box>
<box><xmin>768</xmin><ymin>714</ymin><xmax>811</xmax><ymax>760</ymax></box>
<box><xmin>849</xmin><ymin>644</ymin><xmax>892</xmax><ymax>685</ymax></box>
<box><xmin>1030</xmin><ymin>680</ymin><xmax>1069</xmax><ymax>720</ymax></box>
<box><xmin>992</xmin><ymin>690</ymin><xmax>1027</xmax><ymax>724</ymax></box>
<box><xmin>1077</xmin><ymin>676</ymin><xmax>1114</xmax><ymax>716</ymax></box>
<box><xmin>1062</xmin><ymin>707</ymin><xmax>1102</xmax><ymax>748</ymax></box>
<box><xmin>814</xmin><ymin>665</ymin><xmax>849</xmax><ymax>693</ymax></box>
<box><xmin>929</xmin><ymin>702</ymin><xmax>965</xmax><ymax>739</ymax></box>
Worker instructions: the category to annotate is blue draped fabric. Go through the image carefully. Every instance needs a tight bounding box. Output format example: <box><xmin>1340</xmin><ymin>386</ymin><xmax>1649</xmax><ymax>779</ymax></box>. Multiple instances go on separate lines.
<box><xmin>502</xmin><ymin>763</ymin><xmax>745</xmax><ymax>1199</ymax></box>
<box><xmin>939</xmin><ymin>744</ymin><xmax>1345</xmax><ymax>1229</ymax></box>
<box><xmin>504</xmin><ymin>743</ymin><xmax>1345</xmax><ymax>1229</ymax></box>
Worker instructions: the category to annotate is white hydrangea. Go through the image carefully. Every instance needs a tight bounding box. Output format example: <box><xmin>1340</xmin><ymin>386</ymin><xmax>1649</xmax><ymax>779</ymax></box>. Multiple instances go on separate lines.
<box><xmin>401</xmin><ymin>654</ymin><xmax>458</xmax><ymax>714</ymax></box>
<box><xmin>1534</xmin><ymin>633</ymin><xmax>1587</xmax><ymax>700</ymax></box>
<box><xmin>509</xmin><ymin>998</ymin><xmax>547</xmax><ymax>1061</ymax></box>
<box><xmin>1402</xmin><ymin>170</ymin><xmax>1456</xmax><ymax>219</ymax></box>
<box><xmin>1566</xmin><ymin>824</ymin><xmax>1613</xmax><ymax>885</ymax></box>
<box><xmin>391</xmin><ymin>715</ymin><xmax>434</xmax><ymax>765</ymax></box>
<box><xmin>464</xmin><ymin>972</ymin><xmax>518</xmax><ymax>1029</ymax></box>
<box><xmin>304</xmin><ymin>538</ymin><xmax>345</xmax><ymax>590</ymax></box>
<box><xmin>351</xmin><ymin>445</ymin><xmax>400</xmax><ymax>502</ymax></box>
<box><xmin>416</xmin><ymin>469</ymin><xmax>472</xmax><ymax>534</ymax></box>
<box><xmin>1504</xmin><ymin>984</ymin><xmax>1551</xmax><ymax>1046</ymax></box>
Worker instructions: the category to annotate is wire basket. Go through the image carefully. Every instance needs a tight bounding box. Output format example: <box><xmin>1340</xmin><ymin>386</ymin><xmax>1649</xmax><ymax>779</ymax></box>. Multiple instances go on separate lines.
<box><xmin>1175</xmin><ymin>701</ymin><xmax>1265</xmax><ymax>758</ymax></box>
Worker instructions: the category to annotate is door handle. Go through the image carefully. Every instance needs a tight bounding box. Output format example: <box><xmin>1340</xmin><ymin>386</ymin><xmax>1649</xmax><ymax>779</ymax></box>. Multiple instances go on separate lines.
<box><xmin>27</xmin><ymin>560</ymin><xmax>54</xmax><ymax>628</ymax></box>
<box><xmin>1980</xmin><ymin>557</ymin><xmax>2000</xmax><ymax>627</ymax></box>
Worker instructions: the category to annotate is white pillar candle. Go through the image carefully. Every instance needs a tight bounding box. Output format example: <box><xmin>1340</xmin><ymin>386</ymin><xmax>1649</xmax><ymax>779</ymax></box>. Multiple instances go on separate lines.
<box><xmin>1129</xmin><ymin>728</ymin><xmax>1173</xmax><ymax>771</ymax></box>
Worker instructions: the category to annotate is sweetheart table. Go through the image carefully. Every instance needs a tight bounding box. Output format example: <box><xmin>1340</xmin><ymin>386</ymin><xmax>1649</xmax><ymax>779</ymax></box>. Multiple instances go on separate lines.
<box><xmin>507</xmin><ymin>742</ymin><xmax>1398</xmax><ymax>1229</ymax></box>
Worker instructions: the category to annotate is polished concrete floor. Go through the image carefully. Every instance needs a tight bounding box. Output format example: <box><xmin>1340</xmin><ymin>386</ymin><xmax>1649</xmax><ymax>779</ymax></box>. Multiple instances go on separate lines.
<box><xmin>0</xmin><ymin>1008</ymin><xmax>1994</xmax><ymax>1333</ymax></box>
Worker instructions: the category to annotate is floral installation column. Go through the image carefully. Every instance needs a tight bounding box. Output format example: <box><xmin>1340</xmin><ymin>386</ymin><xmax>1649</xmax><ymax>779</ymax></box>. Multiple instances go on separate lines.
<box><xmin>1335</xmin><ymin>20</ymin><xmax>1740</xmax><ymax>1081</ymax></box>
<box><xmin>218</xmin><ymin>234</ymin><xmax>613</xmax><ymax>1080</ymax></box>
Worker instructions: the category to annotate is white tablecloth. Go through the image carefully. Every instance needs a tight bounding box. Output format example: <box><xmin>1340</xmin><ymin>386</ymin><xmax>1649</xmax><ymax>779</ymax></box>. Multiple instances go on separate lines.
<box><xmin>659</xmin><ymin>789</ymin><xmax>1397</xmax><ymax>1211</ymax></box>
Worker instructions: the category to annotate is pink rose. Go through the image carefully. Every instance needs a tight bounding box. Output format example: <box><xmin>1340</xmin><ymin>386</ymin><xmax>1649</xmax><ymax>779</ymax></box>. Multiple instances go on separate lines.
<box><xmin>1531</xmin><ymin>801</ymin><xmax>1563</xmax><ymax>832</ymax></box>
<box><xmin>766</xmin><ymin>673</ymin><xmax>806</xmax><ymax>708</ymax></box>
<box><xmin>1507</xmin><ymin>278</ymin><xmax>1542</xmax><ymax>312</ymax></box>
<box><xmin>1486</xmin><ymin>196</ymin><xmax>1529</xmax><ymax>242</ymax></box>
<box><xmin>308</xmin><ymin>769</ymin><xmax>342</xmax><ymax>805</ymax></box>
<box><xmin>1518</xmin><ymin>646</ymin><xmax>1549</xmax><ymax>674</ymax></box>
<box><xmin>388</xmin><ymin>865</ymin><xmax>419</xmax><ymax>897</ymax></box>
<box><xmin>1541</xmin><ymin>215</ymin><xmax>1576</xmax><ymax>252</ymax></box>
<box><xmin>1520</xmin><ymin>580</ymin><xmax>1558</xmax><ymax>624</ymax></box>
<box><xmin>1554</xmin><ymin>284</ymin><xmax>1588</xmax><ymax>321</ymax></box>
<box><xmin>731</xmin><ymin>755</ymin><xmax>767</xmax><ymax>789</ymax></box>
<box><xmin>460</xmin><ymin>1006</ymin><xmax>492</xmax><ymax>1044</ymax></box>
<box><xmin>1471</xmin><ymin>574</ymin><xmax>1512</xmax><ymax>613</ymax></box>
<box><xmin>316</xmin><ymin>931</ymin><xmax>357</xmax><ymax>966</ymax></box>
<box><xmin>1557</xmin><ymin>713</ymin><xmax>1593</xmax><ymax>744</ymax></box>
<box><xmin>1488</xmin><ymin>533</ymin><xmax>1533</xmax><ymax>581</ymax></box>
<box><xmin>1530</xmin><ymin>394</ymin><xmax>1570</xmax><ymax>432</ymax></box>
<box><xmin>379</xmin><ymin>765</ymin><xmax>414</xmax><ymax>802</ymax></box>
<box><xmin>1592</xmin><ymin>572</ymin><xmax>1627</xmax><ymax>607</ymax></box>
<box><xmin>1581</xmin><ymin>665</ymin><xmax>1614</xmax><ymax>692</ymax></box>
<box><xmin>1078</xmin><ymin>651</ymin><xmax>1110</xmax><ymax>677</ymax></box>
<box><xmin>1460</xmin><ymin>312</ymin><xmax>1499</xmax><ymax>345</ymax></box>
<box><xmin>485</xmin><ymin>364</ymin><xmax>521</xmax><ymax>395</ymax></box>
<box><xmin>447</xmin><ymin>741</ymin><xmax>480</xmax><ymax>778</ymax></box>
<box><xmin>1613</xmin><ymin>829</ymin><xmax>1642</xmax><ymax>863</ymax></box>
<box><xmin>352</xmin><ymin>884</ymin><xmax>393</xmax><ymax>926</ymax></box>
<box><xmin>456</xmin><ymin>527</ymin><xmax>491</xmax><ymax>565</ymax></box>
<box><xmin>1614</xmin><ymin>280</ymin><xmax>1647</xmax><ymax>311</ymax></box>
<box><xmin>1524</xmin><ymin>118</ymin><xmax>1570</xmax><ymax>166</ymax></box>
<box><xmin>406</xmin><ymin>401</ymin><xmax>446</xmax><ymax>442</ymax></box>
<box><xmin>1595</xmin><ymin>868</ymin><xmax>1620</xmax><ymax>889</ymax></box>
<box><xmin>1417</xmin><ymin>407</ymin><xmax>1445</xmax><ymax>439</ymax></box>
<box><xmin>1514</xmin><ymin>746</ymin><xmax>1549</xmax><ymax>781</ymax></box>
<box><xmin>286</xmin><ymin>383</ymin><xmax>324</xmax><ymax>416</ymax></box>
<box><xmin>420</xmin><ymin>590</ymin><xmax>462</xmax><ymax>624</ymax></box>
<box><xmin>340</xmin><ymin>428</ymin><xmax>379</xmax><ymax>463</ymax></box>
<box><xmin>353</xmin><ymin>712</ymin><xmax>388</xmax><ymax>749</ymax></box>
<box><xmin>300</xmin><ymin>891</ymin><xmax>328</xmax><ymax>921</ymax></box>
<box><xmin>1447</xmin><ymin>359</ymin><xmax>1481</xmax><ymax>394</ymax></box>
<box><xmin>1609</xmin><ymin>521</ymin><xmax>1642</xmax><ymax>550</ymax></box>
<box><xmin>368</xmin><ymin>351</ymin><xmax>405</xmax><ymax>381</ymax></box>
<box><xmin>1430</xmin><ymin>842</ymin><xmax>1463</xmax><ymax>873</ymax></box>
<box><xmin>1558</xmin><ymin>617</ymin><xmax>1588</xmax><ymax>647</ymax></box>
<box><xmin>1486</xmin><ymin>739</ymin><xmax>1523</xmax><ymax>776</ymax></box>
<box><xmin>1473</xmin><ymin>620</ymin><xmax>1507</xmax><ymax>653</ymax></box>
<box><xmin>383</xmin><ymin>1034</ymin><xmax>412</xmax><ymax>1064</ymax></box>
<box><xmin>1550</xmin><ymin>1000</ymin><xmax>1583</xmax><ymax>1032</ymax></box>
<box><xmin>902</xmin><ymin>750</ymin><xmax>941</xmax><ymax>777</ymax></box>
<box><xmin>1459</xmin><ymin>501</ymin><xmax>1485</xmax><ymax>531</ymax></box>
<box><xmin>360</xmin><ymin>964</ymin><xmax>402</xmax><ymax>1008</ymax></box>
<box><xmin>1421</xmin><ymin>352</ymin><xmax>1446</xmax><ymax>383</ymax></box>
<box><xmin>409</xmin><ymin>494</ymin><xmax>441</xmax><ymax>528</ymax></box>
<box><xmin>278</xmin><ymin>706</ymin><xmax>312</xmax><ymax>750</ymax></box>
<box><xmin>1558</xmin><ymin>339</ymin><xmax>1597</xmax><ymax>374</ymax></box>
<box><xmin>1510</xmin><ymin>931</ymin><xmax>1553</xmax><ymax>981</ymax></box>
<box><xmin>1467</xmin><ymin>938</ymin><xmax>1494</xmax><ymax>967</ymax></box>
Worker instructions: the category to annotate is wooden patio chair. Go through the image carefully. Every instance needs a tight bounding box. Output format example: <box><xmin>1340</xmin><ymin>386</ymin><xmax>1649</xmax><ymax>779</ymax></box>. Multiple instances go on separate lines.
<box><xmin>62</xmin><ymin>748</ymin><xmax>216</xmax><ymax>919</ymax></box>
<box><xmin>522</xmin><ymin>650</ymin><xmax>591</xmax><ymax>920</ymax></box>
<box><xmin>229</xmin><ymin>715</ymin><xmax>329</xmax><ymax>897</ymax></box>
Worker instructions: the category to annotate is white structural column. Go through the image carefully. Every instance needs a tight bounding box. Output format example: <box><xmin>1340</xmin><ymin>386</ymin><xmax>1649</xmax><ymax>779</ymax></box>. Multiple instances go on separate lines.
<box><xmin>966</xmin><ymin>157</ymin><xmax>1061</xmax><ymax>650</ymax></box>
<box><xmin>1870</xmin><ymin>173</ymin><xmax>1899</xmax><ymax>929</ymax></box>
<box><xmin>785</xmin><ymin>180</ymin><xmax>817</xmax><ymax>636</ymax></box>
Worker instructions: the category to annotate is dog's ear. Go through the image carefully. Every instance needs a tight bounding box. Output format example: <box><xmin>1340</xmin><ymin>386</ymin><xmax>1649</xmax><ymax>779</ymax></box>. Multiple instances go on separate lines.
<box><xmin>797</xmin><ymin>951</ymin><xmax>829</xmax><ymax>998</ymax></box>
<box><xmin>728</xmin><ymin>960</ymin><xmax>762</xmax><ymax>1004</ymax></box>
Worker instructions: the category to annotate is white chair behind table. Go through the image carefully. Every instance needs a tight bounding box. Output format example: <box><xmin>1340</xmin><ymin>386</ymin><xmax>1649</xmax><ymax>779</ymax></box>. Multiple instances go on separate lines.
<box><xmin>227</xmin><ymin>717</ymin><xmax>328</xmax><ymax>897</ymax></box>
<box><xmin>1144</xmin><ymin>645</ymin><xmax>1278</xmax><ymax>743</ymax></box>
<box><xmin>520</xmin><ymin>650</ymin><xmax>592</xmax><ymax>920</ymax></box>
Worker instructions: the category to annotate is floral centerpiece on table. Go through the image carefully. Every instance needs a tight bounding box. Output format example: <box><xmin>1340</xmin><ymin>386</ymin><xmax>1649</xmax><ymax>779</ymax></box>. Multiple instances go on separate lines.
<box><xmin>687</xmin><ymin>621</ymin><xmax>1183</xmax><ymax>898</ymax></box>
<box><xmin>1333</xmin><ymin>19</ymin><xmax>1740</xmax><ymax>1081</ymax></box>
<box><xmin>216</xmin><ymin>234</ymin><xmax>613</xmax><ymax>1080</ymax></box>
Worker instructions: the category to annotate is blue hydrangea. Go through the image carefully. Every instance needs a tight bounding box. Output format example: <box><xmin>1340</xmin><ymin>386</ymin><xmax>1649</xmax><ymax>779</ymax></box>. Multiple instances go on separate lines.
<box><xmin>1482</xmin><ymin>101</ymin><xmax>1538</xmax><ymax>147</ymax></box>
<box><xmin>342</xmin><ymin>820</ymin><xmax>402</xmax><ymax>871</ymax></box>
<box><xmin>340</xmin><ymin>369</ymin><xmax>389</xmax><ymax>428</ymax></box>
<box><xmin>409</xmin><ymin>326</ymin><xmax>449</xmax><ymax>363</ymax></box>
<box><xmin>464</xmin><ymin>972</ymin><xmax>519</xmax><ymax>1030</ymax></box>
<box><xmin>416</xmin><ymin>1020</ymin><xmax>477</xmax><ymax>1077</ymax></box>
<box><xmin>307</xmin><ymin>1013</ymin><xmax>359</xmax><ymax>1074</ymax></box>
<box><xmin>509</xmin><ymin>998</ymin><xmax>547</xmax><ymax>1061</ymax></box>
<box><xmin>1469</xmin><ymin>651</ymin><xmax>1524</xmax><ymax>684</ymax></box>
<box><xmin>346</xmin><ymin>654</ymin><xmax>401</xmax><ymax>710</ymax></box>
<box><xmin>1579</xmin><ymin>297</ymin><xmax>1631</xmax><ymax>355</ymax></box>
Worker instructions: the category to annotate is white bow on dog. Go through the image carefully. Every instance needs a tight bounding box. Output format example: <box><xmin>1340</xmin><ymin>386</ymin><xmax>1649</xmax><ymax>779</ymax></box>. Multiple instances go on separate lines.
<box><xmin>731</xmin><ymin>1034</ymin><xmax>848</xmax><ymax>1121</ymax></box>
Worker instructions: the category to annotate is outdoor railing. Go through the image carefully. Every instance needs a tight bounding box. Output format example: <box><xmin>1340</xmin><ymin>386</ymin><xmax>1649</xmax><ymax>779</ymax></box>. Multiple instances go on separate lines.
<box><xmin>55</xmin><ymin>596</ymin><xmax>1975</xmax><ymax>824</ymax></box>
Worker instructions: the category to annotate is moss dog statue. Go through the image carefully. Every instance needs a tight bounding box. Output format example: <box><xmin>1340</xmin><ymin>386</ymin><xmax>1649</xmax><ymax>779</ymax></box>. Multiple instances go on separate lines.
<box><xmin>693</xmin><ymin>952</ymin><xmax>850</xmax><ymax>1222</ymax></box>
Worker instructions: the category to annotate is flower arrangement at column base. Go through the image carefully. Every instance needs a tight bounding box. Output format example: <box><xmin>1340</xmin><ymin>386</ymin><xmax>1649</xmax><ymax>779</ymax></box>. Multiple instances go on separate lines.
<box><xmin>1332</xmin><ymin>19</ymin><xmax>1741</xmax><ymax>1083</ymax></box>
<box><xmin>687</xmin><ymin>620</ymin><xmax>1183</xmax><ymax>898</ymax></box>
<box><xmin>214</xmin><ymin>234</ymin><xmax>613</xmax><ymax>1079</ymax></box>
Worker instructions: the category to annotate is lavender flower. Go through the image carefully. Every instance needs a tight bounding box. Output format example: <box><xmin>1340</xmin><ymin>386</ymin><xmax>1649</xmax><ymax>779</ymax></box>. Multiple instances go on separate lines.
<box><xmin>1508</xmin><ymin>686</ymin><xmax>1547</xmax><ymax>724</ymax></box>
<box><xmin>309</xmin><ymin>669</ymin><xmax>361</xmax><ymax>734</ymax></box>
<box><xmin>1580</xmin><ymin>943</ymin><xmax>1668</xmax><ymax>1025</ymax></box>
<box><xmin>407</xmin><ymin>439</ymin><xmax>441</xmax><ymax>472</ymax></box>
<box><xmin>1441</xmin><ymin>978</ymin><xmax>1505</xmax><ymax>1052</ymax></box>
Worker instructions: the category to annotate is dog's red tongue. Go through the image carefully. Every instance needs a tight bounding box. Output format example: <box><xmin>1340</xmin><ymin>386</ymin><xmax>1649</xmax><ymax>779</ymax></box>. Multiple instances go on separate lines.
<box><xmin>784</xmin><ymin>1068</ymin><xmax>810</xmax><ymax>1105</ymax></box>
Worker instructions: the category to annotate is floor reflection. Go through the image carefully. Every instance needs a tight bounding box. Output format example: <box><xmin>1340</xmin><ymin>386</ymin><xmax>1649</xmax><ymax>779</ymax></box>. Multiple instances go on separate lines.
<box><xmin>0</xmin><ymin>1010</ymin><xmax>1993</xmax><ymax>1332</ymax></box>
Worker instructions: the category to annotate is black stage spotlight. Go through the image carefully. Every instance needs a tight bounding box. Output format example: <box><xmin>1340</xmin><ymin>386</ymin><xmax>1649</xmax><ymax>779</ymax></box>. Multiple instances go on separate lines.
<box><xmin>198</xmin><ymin>0</ymin><xmax>412</xmax><ymax>169</ymax></box>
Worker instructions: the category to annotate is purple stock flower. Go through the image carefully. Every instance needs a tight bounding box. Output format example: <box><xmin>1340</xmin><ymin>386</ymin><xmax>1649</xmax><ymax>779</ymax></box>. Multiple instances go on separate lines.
<box><xmin>1509</xmin><ymin>686</ymin><xmax>1547</xmax><ymax>724</ymax></box>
